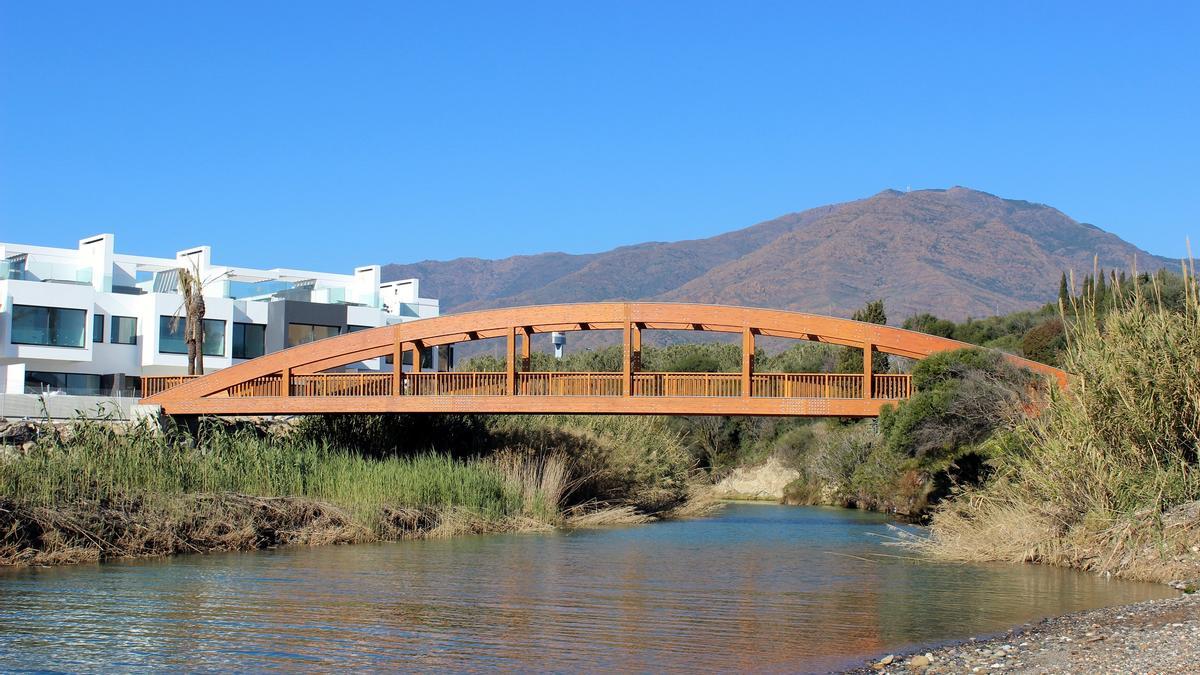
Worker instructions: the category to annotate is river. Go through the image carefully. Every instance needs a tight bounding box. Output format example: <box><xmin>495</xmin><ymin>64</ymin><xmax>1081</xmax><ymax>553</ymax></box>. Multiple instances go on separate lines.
<box><xmin>0</xmin><ymin>503</ymin><xmax>1173</xmax><ymax>672</ymax></box>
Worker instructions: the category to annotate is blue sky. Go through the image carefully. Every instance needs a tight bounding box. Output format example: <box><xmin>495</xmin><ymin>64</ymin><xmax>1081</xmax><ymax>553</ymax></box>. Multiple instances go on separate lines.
<box><xmin>1</xmin><ymin>2</ymin><xmax>1196</xmax><ymax>272</ymax></box>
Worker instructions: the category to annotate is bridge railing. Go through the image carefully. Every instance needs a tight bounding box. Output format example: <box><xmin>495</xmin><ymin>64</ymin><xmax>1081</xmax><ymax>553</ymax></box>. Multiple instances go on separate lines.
<box><xmin>752</xmin><ymin>373</ymin><xmax>863</xmax><ymax>398</ymax></box>
<box><xmin>633</xmin><ymin>372</ymin><xmax>742</xmax><ymax>397</ymax></box>
<box><xmin>519</xmin><ymin>372</ymin><xmax>624</xmax><ymax>396</ymax></box>
<box><xmin>145</xmin><ymin>371</ymin><xmax>914</xmax><ymax>401</ymax></box>
<box><xmin>872</xmin><ymin>374</ymin><xmax>912</xmax><ymax>400</ymax></box>
<box><xmin>408</xmin><ymin>372</ymin><xmax>507</xmax><ymax>396</ymax></box>
<box><xmin>292</xmin><ymin>373</ymin><xmax>392</xmax><ymax>397</ymax></box>
<box><xmin>142</xmin><ymin>375</ymin><xmax>200</xmax><ymax>397</ymax></box>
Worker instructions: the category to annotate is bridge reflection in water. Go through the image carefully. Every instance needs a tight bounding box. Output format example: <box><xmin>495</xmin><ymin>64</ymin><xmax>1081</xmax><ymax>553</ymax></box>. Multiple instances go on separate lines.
<box><xmin>143</xmin><ymin>302</ymin><xmax>1065</xmax><ymax>417</ymax></box>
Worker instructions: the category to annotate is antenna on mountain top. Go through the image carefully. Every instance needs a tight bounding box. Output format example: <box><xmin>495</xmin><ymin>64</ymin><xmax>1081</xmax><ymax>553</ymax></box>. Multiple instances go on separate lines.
<box><xmin>906</xmin><ymin>185</ymin><xmax>911</xmax><ymax>192</ymax></box>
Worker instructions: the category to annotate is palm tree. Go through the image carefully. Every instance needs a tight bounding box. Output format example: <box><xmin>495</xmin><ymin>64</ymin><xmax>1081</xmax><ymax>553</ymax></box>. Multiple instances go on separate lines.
<box><xmin>169</xmin><ymin>261</ymin><xmax>225</xmax><ymax>376</ymax></box>
<box><xmin>177</xmin><ymin>266</ymin><xmax>207</xmax><ymax>375</ymax></box>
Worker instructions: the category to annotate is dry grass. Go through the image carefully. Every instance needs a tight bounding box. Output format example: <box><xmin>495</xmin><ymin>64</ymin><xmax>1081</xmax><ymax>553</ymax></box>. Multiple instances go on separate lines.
<box><xmin>922</xmin><ymin>264</ymin><xmax>1200</xmax><ymax>582</ymax></box>
<box><xmin>565</xmin><ymin>505</ymin><xmax>656</xmax><ymax>527</ymax></box>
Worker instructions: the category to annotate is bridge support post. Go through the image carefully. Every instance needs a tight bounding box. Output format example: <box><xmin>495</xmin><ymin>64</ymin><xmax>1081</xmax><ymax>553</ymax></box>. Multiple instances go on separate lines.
<box><xmin>622</xmin><ymin>320</ymin><xmax>633</xmax><ymax>396</ymax></box>
<box><xmin>280</xmin><ymin>366</ymin><xmax>290</xmax><ymax>397</ymax></box>
<box><xmin>410</xmin><ymin>342</ymin><xmax>422</xmax><ymax>374</ymax></box>
<box><xmin>863</xmin><ymin>343</ymin><xmax>873</xmax><ymax>399</ymax></box>
<box><xmin>506</xmin><ymin>326</ymin><xmax>517</xmax><ymax>395</ymax></box>
<box><xmin>519</xmin><ymin>326</ymin><xmax>531</xmax><ymax>372</ymax></box>
<box><xmin>632</xmin><ymin>322</ymin><xmax>642</xmax><ymax>371</ymax></box>
<box><xmin>742</xmin><ymin>327</ymin><xmax>754</xmax><ymax>398</ymax></box>
<box><xmin>392</xmin><ymin>336</ymin><xmax>403</xmax><ymax>396</ymax></box>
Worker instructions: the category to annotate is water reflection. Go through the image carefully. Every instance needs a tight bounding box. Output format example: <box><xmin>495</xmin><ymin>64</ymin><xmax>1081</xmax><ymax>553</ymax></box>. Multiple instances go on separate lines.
<box><xmin>0</xmin><ymin>504</ymin><xmax>1173</xmax><ymax>672</ymax></box>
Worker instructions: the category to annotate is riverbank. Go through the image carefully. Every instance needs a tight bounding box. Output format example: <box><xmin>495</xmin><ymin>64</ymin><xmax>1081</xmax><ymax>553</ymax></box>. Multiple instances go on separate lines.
<box><xmin>0</xmin><ymin>414</ymin><xmax>708</xmax><ymax>567</ymax></box>
<box><xmin>853</xmin><ymin>591</ymin><xmax>1199</xmax><ymax>674</ymax></box>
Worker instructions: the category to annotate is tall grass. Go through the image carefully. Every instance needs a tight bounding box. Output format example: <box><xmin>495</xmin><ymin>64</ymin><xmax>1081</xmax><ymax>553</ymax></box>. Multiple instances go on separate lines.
<box><xmin>0</xmin><ymin>421</ymin><xmax>540</xmax><ymax>544</ymax></box>
<box><xmin>923</xmin><ymin>263</ymin><xmax>1200</xmax><ymax>581</ymax></box>
<box><xmin>1</xmin><ymin>410</ymin><xmax>711</xmax><ymax>565</ymax></box>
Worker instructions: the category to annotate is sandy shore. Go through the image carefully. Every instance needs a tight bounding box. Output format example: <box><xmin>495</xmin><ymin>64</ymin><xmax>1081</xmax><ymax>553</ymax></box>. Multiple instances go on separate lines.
<box><xmin>849</xmin><ymin>591</ymin><xmax>1199</xmax><ymax>674</ymax></box>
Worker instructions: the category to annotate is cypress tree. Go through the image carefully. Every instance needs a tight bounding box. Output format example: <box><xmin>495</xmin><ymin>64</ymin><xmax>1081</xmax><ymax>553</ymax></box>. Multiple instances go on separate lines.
<box><xmin>1058</xmin><ymin>272</ymin><xmax>1069</xmax><ymax>305</ymax></box>
<box><xmin>838</xmin><ymin>299</ymin><xmax>889</xmax><ymax>374</ymax></box>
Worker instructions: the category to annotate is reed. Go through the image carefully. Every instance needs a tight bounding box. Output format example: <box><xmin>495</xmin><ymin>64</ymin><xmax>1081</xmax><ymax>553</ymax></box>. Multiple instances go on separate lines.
<box><xmin>922</xmin><ymin>262</ymin><xmax>1200</xmax><ymax>581</ymax></box>
<box><xmin>0</xmin><ymin>421</ymin><xmax>561</xmax><ymax>564</ymax></box>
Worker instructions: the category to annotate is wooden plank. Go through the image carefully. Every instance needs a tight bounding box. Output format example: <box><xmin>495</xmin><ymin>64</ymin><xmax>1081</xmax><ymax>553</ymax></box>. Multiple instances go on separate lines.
<box><xmin>159</xmin><ymin>394</ymin><xmax>898</xmax><ymax>417</ymax></box>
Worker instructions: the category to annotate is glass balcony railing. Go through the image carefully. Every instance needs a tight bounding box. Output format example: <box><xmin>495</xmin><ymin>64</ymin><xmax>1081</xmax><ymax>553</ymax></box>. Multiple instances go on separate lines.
<box><xmin>227</xmin><ymin>279</ymin><xmax>296</xmax><ymax>299</ymax></box>
<box><xmin>2</xmin><ymin>260</ymin><xmax>93</xmax><ymax>284</ymax></box>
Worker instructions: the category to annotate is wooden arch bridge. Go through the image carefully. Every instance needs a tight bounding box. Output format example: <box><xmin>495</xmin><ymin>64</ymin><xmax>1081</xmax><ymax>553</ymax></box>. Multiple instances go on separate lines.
<box><xmin>143</xmin><ymin>303</ymin><xmax>1067</xmax><ymax>417</ymax></box>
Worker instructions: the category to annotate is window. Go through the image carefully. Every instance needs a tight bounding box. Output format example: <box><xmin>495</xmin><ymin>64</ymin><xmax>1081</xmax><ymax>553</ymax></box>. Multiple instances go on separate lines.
<box><xmin>24</xmin><ymin>371</ymin><xmax>101</xmax><ymax>396</ymax></box>
<box><xmin>111</xmin><ymin>316</ymin><xmax>138</xmax><ymax>345</ymax></box>
<box><xmin>11</xmin><ymin>305</ymin><xmax>86</xmax><ymax>348</ymax></box>
<box><xmin>346</xmin><ymin>325</ymin><xmax>371</xmax><ymax>333</ymax></box>
<box><xmin>93</xmin><ymin>314</ymin><xmax>105</xmax><ymax>343</ymax></box>
<box><xmin>287</xmin><ymin>323</ymin><xmax>340</xmax><ymax>347</ymax></box>
<box><xmin>232</xmin><ymin>322</ymin><xmax>266</xmax><ymax>359</ymax></box>
<box><xmin>158</xmin><ymin>316</ymin><xmax>226</xmax><ymax>356</ymax></box>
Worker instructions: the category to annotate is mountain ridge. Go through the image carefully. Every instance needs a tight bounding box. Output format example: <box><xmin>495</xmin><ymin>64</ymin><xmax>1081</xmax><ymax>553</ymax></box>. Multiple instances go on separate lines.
<box><xmin>384</xmin><ymin>187</ymin><xmax>1174</xmax><ymax>321</ymax></box>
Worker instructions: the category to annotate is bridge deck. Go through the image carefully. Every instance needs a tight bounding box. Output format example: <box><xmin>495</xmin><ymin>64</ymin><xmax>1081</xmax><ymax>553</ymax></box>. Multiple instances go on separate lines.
<box><xmin>143</xmin><ymin>371</ymin><xmax>911</xmax><ymax>417</ymax></box>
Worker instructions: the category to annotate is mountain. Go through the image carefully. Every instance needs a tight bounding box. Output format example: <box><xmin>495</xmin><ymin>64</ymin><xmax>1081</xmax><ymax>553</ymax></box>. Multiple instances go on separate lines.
<box><xmin>383</xmin><ymin>187</ymin><xmax>1175</xmax><ymax>322</ymax></box>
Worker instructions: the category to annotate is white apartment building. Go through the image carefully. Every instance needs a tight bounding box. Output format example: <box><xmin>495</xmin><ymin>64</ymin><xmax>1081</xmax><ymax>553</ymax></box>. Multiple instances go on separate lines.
<box><xmin>0</xmin><ymin>234</ymin><xmax>439</xmax><ymax>397</ymax></box>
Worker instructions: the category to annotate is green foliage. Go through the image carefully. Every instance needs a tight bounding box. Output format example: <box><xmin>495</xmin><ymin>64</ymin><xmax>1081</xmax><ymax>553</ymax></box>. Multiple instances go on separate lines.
<box><xmin>1019</xmin><ymin>318</ymin><xmax>1066</xmax><ymax>367</ymax></box>
<box><xmin>903</xmin><ymin>313</ymin><xmax>956</xmax><ymax>338</ymax></box>
<box><xmin>883</xmin><ymin>348</ymin><xmax>1036</xmax><ymax>462</ymax></box>
<box><xmin>642</xmin><ymin>343</ymin><xmax>743</xmax><ymax>372</ymax></box>
<box><xmin>1</xmin><ymin>422</ymin><xmax>529</xmax><ymax>529</ymax></box>
<box><xmin>901</xmin><ymin>268</ymin><xmax>1194</xmax><ymax>367</ymax></box>
<box><xmin>291</xmin><ymin>414</ymin><xmax>494</xmax><ymax>458</ymax></box>
<box><xmin>926</xmin><ymin>267</ymin><xmax>1200</xmax><ymax>580</ymax></box>
<box><xmin>838</xmin><ymin>299</ymin><xmax>890</xmax><ymax>374</ymax></box>
<box><xmin>759</xmin><ymin>342</ymin><xmax>839</xmax><ymax>372</ymax></box>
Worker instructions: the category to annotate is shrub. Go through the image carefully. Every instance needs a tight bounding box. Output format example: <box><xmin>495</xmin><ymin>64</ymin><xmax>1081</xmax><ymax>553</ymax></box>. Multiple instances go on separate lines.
<box><xmin>924</xmin><ymin>267</ymin><xmax>1200</xmax><ymax>581</ymax></box>
<box><xmin>883</xmin><ymin>348</ymin><xmax>1038</xmax><ymax>463</ymax></box>
<box><xmin>1019</xmin><ymin>318</ymin><xmax>1066</xmax><ymax>365</ymax></box>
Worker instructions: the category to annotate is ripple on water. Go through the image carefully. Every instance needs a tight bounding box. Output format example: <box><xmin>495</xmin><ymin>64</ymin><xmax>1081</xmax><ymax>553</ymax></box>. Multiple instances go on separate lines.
<box><xmin>0</xmin><ymin>504</ymin><xmax>1174</xmax><ymax>672</ymax></box>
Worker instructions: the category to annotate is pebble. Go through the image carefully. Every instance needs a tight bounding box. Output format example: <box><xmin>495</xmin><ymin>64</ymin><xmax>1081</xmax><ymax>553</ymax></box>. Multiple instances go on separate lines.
<box><xmin>849</xmin><ymin>592</ymin><xmax>1200</xmax><ymax>674</ymax></box>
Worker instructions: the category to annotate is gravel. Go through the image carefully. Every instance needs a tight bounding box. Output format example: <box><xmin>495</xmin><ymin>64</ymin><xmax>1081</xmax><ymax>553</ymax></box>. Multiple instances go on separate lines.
<box><xmin>847</xmin><ymin>592</ymin><xmax>1200</xmax><ymax>674</ymax></box>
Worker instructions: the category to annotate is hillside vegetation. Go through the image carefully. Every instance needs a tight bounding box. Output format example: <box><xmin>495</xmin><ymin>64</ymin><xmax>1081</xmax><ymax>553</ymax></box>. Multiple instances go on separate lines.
<box><xmin>385</xmin><ymin>187</ymin><xmax>1172</xmax><ymax>321</ymax></box>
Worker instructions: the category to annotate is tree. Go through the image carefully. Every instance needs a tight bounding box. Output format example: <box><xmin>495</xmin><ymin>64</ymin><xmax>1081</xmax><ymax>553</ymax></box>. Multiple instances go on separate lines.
<box><xmin>176</xmin><ymin>266</ymin><xmax>207</xmax><ymax>376</ymax></box>
<box><xmin>1019</xmin><ymin>318</ymin><xmax>1066</xmax><ymax>366</ymax></box>
<box><xmin>902</xmin><ymin>313</ymin><xmax>956</xmax><ymax>339</ymax></box>
<box><xmin>838</xmin><ymin>299</ymin><xmax>890</xmax><ymax>374</ymax></box>
<box><xmin>1058</xmin><ymin>272</ymin><xmax>1069</xmax><ymax>306</ymax></box>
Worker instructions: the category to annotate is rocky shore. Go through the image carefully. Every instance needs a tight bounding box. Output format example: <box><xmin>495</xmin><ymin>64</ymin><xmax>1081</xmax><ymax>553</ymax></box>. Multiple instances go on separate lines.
<box><xmin>851</xmin><ymin>591</ymin><xmax>1199</xmax><ymax>674</ymax></box>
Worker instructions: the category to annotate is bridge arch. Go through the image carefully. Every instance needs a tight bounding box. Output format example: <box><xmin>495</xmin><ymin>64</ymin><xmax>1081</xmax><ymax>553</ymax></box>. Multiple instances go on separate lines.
<box><xmin>144</xmin><ymin>302</ymin><xmax>1067</xmax><ymax>417</ymax></box>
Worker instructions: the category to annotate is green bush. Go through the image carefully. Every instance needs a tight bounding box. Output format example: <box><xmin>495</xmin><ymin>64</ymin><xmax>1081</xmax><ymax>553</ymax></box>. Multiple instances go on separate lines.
<box><xmin>1019</xmin><ymin>318</ymin><xmax>1066</xmax><ymax>365</ymax></box>
<box><xmin>925</xmin><ymin>269</ymin><xmax>1200</xmax><ymax>580</ymax></box>
<box><xmin>882</xmin><ymin>348</ymin><xmax>1037</xmax><ymax>463</ymax></box>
